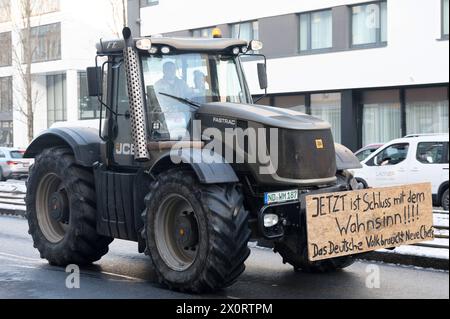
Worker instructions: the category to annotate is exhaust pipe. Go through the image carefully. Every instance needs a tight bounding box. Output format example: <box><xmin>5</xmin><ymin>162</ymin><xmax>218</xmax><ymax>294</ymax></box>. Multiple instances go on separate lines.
<box><xmin>122</xmin><ymin>27</ymin><xmax>150</xmax><ymax>162</ymax></box>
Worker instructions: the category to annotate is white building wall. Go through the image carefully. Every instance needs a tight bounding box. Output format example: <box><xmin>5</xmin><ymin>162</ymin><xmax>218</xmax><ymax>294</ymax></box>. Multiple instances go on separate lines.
<box><xmin>140</xmin><ymin>0</ymin><xmax>449</xmax><ymax>94</ymax></box>
<box><xmin>1</xmin><ymin>0</ymin><xmax>121</xmax><ymax>148</ymax></box>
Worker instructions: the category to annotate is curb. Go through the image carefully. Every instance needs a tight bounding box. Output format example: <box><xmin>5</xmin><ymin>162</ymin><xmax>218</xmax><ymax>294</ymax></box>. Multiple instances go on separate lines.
<box><xmin>359</xmin><ymin>251</ymin><xmax>449</xmax><ymax>271</ymax></box>
<box><xmin>0</xmin><ymin>209</ymin><xmax>26</xmax><ymax>218</ymax></box>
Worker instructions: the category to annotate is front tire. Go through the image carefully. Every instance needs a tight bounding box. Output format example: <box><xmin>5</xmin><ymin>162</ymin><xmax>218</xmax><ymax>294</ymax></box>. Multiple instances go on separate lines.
<box><xmin>274</xmin><ymin>171</ymin><xmax>356</xmax><ymax>273</ymax></box>
<box><xmin>441</xmin><ymin>188</ymin><xmax>449</xmax><ymax>211</ymax></box>
<box><xmin>141</xmin><ymin>170</ymin><xmax>251</xmax><ymax>293</ymax></box>
<box><xmin>26</xmin><ymin>147</ymin><xmax>113</xmax><ymax>266</ymax></box>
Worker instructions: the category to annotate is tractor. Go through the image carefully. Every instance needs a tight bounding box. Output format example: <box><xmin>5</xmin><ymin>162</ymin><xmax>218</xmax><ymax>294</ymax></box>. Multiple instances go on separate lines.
<box><xmin>24</xmin><ymin>28</ymin><xmax>362</xmax><ymax>293</ymax></box>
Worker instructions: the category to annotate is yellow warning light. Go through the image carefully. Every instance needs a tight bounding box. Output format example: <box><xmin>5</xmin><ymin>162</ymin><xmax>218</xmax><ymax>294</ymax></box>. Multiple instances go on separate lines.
<box><xmin>212</xmin><ymin>28</ymin><xmax>222</xmax><ymax>38</ymax></box>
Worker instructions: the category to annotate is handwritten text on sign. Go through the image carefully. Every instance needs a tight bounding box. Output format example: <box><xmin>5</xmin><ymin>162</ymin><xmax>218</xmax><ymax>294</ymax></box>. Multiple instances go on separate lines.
<box><xmin>306</xmin><ymin>183</ymin><xmax>434</xmax><ymax>261</ymax></box>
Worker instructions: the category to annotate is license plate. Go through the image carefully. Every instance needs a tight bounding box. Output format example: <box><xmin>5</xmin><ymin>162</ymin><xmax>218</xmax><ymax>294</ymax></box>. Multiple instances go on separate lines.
<box><xmin>264</xmin><ymin>190</ymin><xmax>299</xmax><ymax>205</ymax></box>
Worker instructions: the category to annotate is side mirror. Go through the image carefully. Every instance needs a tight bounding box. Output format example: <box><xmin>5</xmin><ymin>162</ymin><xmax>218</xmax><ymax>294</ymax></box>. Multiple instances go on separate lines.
<box><xmin>257</xmin><ymin>63</ymin><xmax>268</xmax><ymax>90</ymax></box>
<box><xmin>87</xmin><ymin>67</ymin><xmax>103</xmax><ymax>97</ymax></box>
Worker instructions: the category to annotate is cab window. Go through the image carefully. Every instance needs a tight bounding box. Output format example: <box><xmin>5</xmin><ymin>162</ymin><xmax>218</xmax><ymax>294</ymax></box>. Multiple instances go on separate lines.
<box><xmin>416</xmin><ymin>142</ymin><xmax>449</xmax><ymax>164</ymax></box>
<box><xmin>368</xmin><ymin>143</ymin><xmax>410</xmax><ymax>166</ymax></box>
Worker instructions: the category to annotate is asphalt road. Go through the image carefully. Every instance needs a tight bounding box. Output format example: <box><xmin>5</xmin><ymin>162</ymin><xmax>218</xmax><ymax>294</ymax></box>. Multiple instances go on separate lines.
<box><xmin>0</xmin><ymin>215</ymin><xmax>448</xmax><ymax>299</ymax></box>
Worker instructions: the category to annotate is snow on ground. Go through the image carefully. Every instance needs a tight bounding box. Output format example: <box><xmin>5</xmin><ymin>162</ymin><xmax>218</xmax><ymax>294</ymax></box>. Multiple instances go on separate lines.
<box><xmin>378</xmin><ymin>245</ymin><xmax>449</xmax><ymax>260</ymax></box>
<box><xmin>0</xmin><ymin>180</ymin><xmax>448</xmax><ymax>261</ymax></box>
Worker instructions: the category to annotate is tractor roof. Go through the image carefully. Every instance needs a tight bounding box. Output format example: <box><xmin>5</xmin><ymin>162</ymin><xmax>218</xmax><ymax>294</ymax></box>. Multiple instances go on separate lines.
<box><xmin>96</xmin><ymin>37</ymin><xmax>248</xmax><ymax>55</ymax></box>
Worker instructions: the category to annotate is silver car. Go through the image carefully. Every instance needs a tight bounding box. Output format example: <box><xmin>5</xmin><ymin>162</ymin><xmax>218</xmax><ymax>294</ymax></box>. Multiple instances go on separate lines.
<box><xmin>0</xmin><ymin>147</ymin><xmax>33</xmax><ymax>181</ymax></box>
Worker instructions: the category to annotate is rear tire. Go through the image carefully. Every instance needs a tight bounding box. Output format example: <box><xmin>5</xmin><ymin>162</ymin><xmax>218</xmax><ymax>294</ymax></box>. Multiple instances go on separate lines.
<box><xmin>26</xmin><ymin>147</ymin><xmax>113</xmax><ymax>266</ymax></box>
<box><xmin>442</xmin><ymin>188</ymin><xmax>449</xmax><ymax>211</ymax></box>
<box><xmin>141</xmin><ymin>170</ymin><xmax>251</xmax><ymax>293</ymax></box>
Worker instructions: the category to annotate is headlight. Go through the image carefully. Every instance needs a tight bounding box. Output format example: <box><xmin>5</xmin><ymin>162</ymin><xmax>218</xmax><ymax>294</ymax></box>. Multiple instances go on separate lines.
<box><xmin>136</xmin><ymin>39</ymin><xmax>152</xmax><ymax>50</ymax></box>
<box><xmin>161</xmin><ymin>46</ymin><xmax>171</xmax><ymax>54</ymax></box>
<box><xmin>263</xmin><ymin>214</ymin><xmax>279</xmax><ymax>228</ymax></box>
<box><xmin>249</xmin><ymin>40</ymin><xmax>263</xmax><ymax>51</ymax></box>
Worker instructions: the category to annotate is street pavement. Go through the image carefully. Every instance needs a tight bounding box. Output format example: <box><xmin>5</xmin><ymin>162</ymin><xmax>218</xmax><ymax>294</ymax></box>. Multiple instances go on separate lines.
<box><xmin>0</xmin><ymin>215</ymin><xmax>448</xmax><ymax>299</ymax></box>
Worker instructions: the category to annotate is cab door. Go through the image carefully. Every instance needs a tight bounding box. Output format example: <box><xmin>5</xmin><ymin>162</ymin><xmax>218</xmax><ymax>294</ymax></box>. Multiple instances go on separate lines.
<box><xmin>409</xmin><ymin>141</ymin><xmax>449</xmax><ymax>195</ymax></box>
<box><xmin>361</xmin><ymin>142</ymin><xmax>411</xmax><ymax>188</ymax></box>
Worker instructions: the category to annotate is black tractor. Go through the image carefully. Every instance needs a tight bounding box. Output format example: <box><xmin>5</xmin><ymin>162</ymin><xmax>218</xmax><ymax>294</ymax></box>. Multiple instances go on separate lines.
<box><xmin>25</xmin><ymin>28</ymin><xmax>362</xmax><ymax>293</ymax></box>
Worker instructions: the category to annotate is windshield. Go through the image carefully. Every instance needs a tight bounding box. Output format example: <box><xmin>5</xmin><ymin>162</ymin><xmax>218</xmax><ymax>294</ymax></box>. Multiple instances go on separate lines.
<box><xmin>142</xmin><ymin>53</ymin><xmax>249</xmax><ymax>140</ymax></box>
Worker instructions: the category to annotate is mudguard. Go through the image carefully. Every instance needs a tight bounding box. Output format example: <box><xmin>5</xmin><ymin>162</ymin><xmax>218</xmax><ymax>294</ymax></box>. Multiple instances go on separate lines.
<box><xmin>335</xmin><ymin>143</ymin><xmax>363</xmax><ymax>170</ymax></box>
<box><xmin>151</xmin><ymin>148</ymin><xmax>239</xmax><ymax>184</ymax></box>
<box><xmin>24</xmin><ymin>127</ymin><xmax>102</xmax><ymax>167</ymax></box>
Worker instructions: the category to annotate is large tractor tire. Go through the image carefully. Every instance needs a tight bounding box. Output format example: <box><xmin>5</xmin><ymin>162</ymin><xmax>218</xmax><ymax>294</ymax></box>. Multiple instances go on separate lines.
<box><xmin>141</xmin><ymin>170</ymin><xmax>251</xmax><ymax>293</ymax></box>
<box><xmin>441</xmin><ymin>188</ymin><xmax>449</xmax><ymax>211</ymax></box>
<box><xmin>27</xmin><ymin>147</ymin><xmax>113</xmax><ymax>266</ymax></box>
<box><xmin>274</xmin><ymin>171</ymin><xmax>357</xmax><ymax>273</ymax></box>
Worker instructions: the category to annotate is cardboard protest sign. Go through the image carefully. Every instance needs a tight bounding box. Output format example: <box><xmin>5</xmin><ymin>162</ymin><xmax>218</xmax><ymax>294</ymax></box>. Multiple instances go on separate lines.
<box><xmin>306</xmin><ymin>183</ymin><xmax>434</xmax><ymax>261</ymax></box>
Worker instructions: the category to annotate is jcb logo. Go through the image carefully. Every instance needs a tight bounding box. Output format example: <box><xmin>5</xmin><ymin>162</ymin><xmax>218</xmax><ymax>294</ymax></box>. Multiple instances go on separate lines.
<box><xmin>315</xmin><ymin>139</ymin><xmax>324</xmax><ymax>149</ymax></box>
<box><xmin>115</xmin><ymin>143</ymin><xmax>135</xmax><ymax>155</ymax></box>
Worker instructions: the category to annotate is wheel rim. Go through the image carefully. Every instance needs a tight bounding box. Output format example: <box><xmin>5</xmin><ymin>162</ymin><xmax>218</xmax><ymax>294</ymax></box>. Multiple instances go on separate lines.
<box><xmin>154</xmin><ymin>194</ymin><xmax>200</xmax><ymax>271</ymax></box>
<box><xmin>36</xmin><ymin>173</ymin><xmax>69</xmax><ymax>244</ymax></box>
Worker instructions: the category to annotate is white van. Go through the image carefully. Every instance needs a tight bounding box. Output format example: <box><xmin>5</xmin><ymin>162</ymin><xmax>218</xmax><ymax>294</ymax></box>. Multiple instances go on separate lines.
<box><xmin>351</xmin><ymin>134</ymin><xmax>449</xmax><ymax>210</ymax></box>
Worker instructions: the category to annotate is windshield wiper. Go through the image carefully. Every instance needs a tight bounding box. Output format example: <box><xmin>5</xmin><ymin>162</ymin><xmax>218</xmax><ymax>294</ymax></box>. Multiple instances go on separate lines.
<box><xmin>158</xmin><ymin>92</ymin><xmax>201</xmax><ymax>109</ymax></box>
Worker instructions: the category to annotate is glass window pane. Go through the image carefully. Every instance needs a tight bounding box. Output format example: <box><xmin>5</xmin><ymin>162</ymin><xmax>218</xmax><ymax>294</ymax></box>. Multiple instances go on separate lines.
<box><xmin>311</xmin><ymin>10</ymin><xmax>332</xmax><ymax>49</ymax></box>
<box><xmin>406</xmin><ymin>87</ymin><xmax>449</xmax><ymax>135</ymax></box>
<box><xmin>380</xmin><ymin>1</ymin><xmax>388</xmax><ymax>42</ymax></box>
<box><xmin>363</xmin><ymin>103</ymin><xmax>401</xmax><ymax>145</ymax></box>
<box><xmin>274</xmin><ymin>95</ymin><xmax>306</xmax><ymax>113</ymax></box>
<box><xmin>47</xmin><ymin>73</ymin><xmax>67</xmax><ymax>127</ymax></box>
<box><xmin>352</xmin><ymin>3</ymin><xmax>379</xmax><ymax>45</ymax></box>
<box><xmin>0</xmin><ymin>0</ymin><xmax>10</xmax><ymax>23</ymax></box>
<box><xmin>299</xmin><ymin>14</ymin><xmax>309</xmax><ymax>51</ymax></box>
<box><xmin>417</xmin><ymin>142</ymin><xmax>448</xmax><ymax>164</ymax></box>
<box><xmin>311</xmin><ymin>93</ymin><xmax>341</xmax><ymax>143</ymax></box>
<box><xmin>362</xmin><ymin>89</ymin><xmax>401</xmax><ymax>145</ymax></box>
<box><xmin>444</xmin><ymin>0</ymin><xmax>449</xmax><ymax>36</ymax></box>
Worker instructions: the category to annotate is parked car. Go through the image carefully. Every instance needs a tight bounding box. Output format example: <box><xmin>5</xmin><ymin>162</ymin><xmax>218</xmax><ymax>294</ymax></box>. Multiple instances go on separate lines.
<box><xmin>355</xmin><ymin>143</ymin><xmax>384</xmax><ymax>162</ymax></box>
<box><xmin>0</xmin><ymin>148</ymin><xmax>33</xmax><ymax>181</ymax></box>
<box><xmin>351</xmin><ymin>134</ymin><xmax>449</xmax><ymax>211</ymax></box>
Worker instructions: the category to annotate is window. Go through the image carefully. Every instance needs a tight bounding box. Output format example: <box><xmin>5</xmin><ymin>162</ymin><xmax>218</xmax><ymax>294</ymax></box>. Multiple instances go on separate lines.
<box><xmin>10</xmin><ymin>150</ymin><xmax>25</xmax><ymax>159</ymax></box>
<box><xmin>47</xmin><ymin>73</ymin><xmax>66</xmax><ymax>127</ymax></box>
<box><xmin>0</xmin><ymin>0</ymin><xmax>10</xmax><ymax>23</ymax></box>
<box><xmin>140</xmin><ymin>0</ymin><xmax>159</xmax><ymax>7</ymax></box>
<box><xmin>299</xmin><ymin>10</ymin><xmax>333</xmax><ymax>52</ymax></box>
<box><xmin>356</xmin><ymin>148</ymin><xmax>378</xmax><ymax>162</ymax></box>
<box><xmin>274</xmin><ymin>95</ymin><xmax>306</xmax><ymax>113</ymax></box>
<box><xmin>369</xmin><ymin>143</ymin><xmax>409</xmax><ymax>166</ymax></box>
<box><xmin>443</xmin><ymin>0</ymin><xmax>449</xmax><ymax>39</ymax></box>
<box><xmin>362</xmin><ymin>89</ymin><xmax>401</xmax><ymax>145</ymax></box>
<box><xmin>311</xmin><ymin>93</ymin><xmax>341</xmax><ymax>143</ymax></box>
<box><xmin>31</xmin><ymin>0</ymin><xmax>60</xmax><ymax>16</ymax></box>
<box><xmin>0</xmin><ymin>77</ymin><xmax>12</xmax><ymax>113</ymax></box>
<box><xmin>231</xmin><ymin>21</ymin><xmax>259</xmax><ymax>42</ymax></box>
<box><xmin>406</xmin><ymin>87</ymin><xmax>449</xmax><ymax>135</ymax></box>
<box><xmin>192</xmin><ymin>27</ymin><xmax>216</xmax><ymax>38</ymax></box>
<box><xmin>142</xmin><ymin>53</ymin><xmax>249</xmax><ymax>141</ymax></box>
<box><xmin>351</xmin><ymin>1</ymin><xmax>387</xmax><ymax>47</ymax></box>
<box><xmin>0</xmin><ymin>32</ymin><xmax>11</xmax><ymax>67</ymax></box>
<box><xmin>0</xmin><ymin>121</ymin><xmax>13</xmax><ymax>147</ymax></box>
<box><xmin>27</xmin><ymin>23</ymin><xmax>61</xmax><ymax>63</ymax></box>
<box><xmin>416</xmin><ymin>142</ymin><xmax>449</xmax><ymax>164</ymax></box>
<box><xmin>78</xmin><ymin>72</ymin><xmax>100</xmax><ymax>120</ymax></box>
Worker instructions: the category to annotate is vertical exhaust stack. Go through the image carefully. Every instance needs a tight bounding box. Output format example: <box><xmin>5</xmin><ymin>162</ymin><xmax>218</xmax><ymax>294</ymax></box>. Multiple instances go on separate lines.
<box><xmin>122</xmin><ymin>27</ymin><xmax>150</xmax><ymax>162</ymax></box>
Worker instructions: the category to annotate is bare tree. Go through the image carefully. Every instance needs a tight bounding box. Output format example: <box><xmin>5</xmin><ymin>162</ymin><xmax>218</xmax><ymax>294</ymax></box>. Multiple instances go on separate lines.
<box><xmin>10</xmin><ymin>0</ymin><xmax>60</xmax><ymax>143</ymax></box>
<box><xmin>9</xmin><ymin>0</ymin><xmax>45</xmax><ymax>144</ymax></box>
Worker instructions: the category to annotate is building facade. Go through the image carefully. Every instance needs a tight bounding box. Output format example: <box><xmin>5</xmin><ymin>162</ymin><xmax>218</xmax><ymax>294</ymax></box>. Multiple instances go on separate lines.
<box><xmin>131</xmin><ymin>0</ymin><xmax>449</xmax><ymax>151</ymax></box>
<box><xmin>0</xmin><ymin>0</ymin><xmax>120</xmax><ymax>148</ymax></box>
